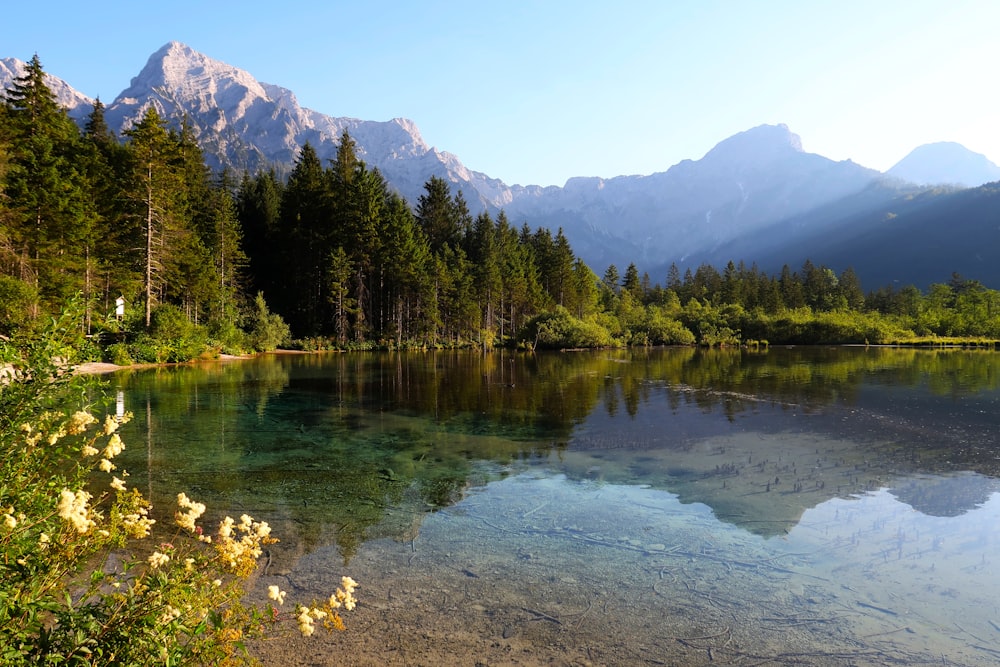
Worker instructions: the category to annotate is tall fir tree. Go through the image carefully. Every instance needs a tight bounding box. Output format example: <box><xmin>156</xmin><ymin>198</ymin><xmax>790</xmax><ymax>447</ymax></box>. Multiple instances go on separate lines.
<box><xmin>276</xmin><ymin>142</ymin><xmax>329</xmax><ymax>335</ymax></box>
<box><xmin>2</xmin><ymin>54</ymin><xmax>94</xmax><ymax>314</ymax></box>
<box><xmin>236</xmin><ymin>169</ymin><xmax>282</xmax><ymax>297</ymax></box>
<box><xmin>123</xmin><ymin>106</ymin><xmax>188</xmax><ymax>327</ymax></box>
<box><xmin>416</xmin><ymin>176</ymin><xmax>462</xmax><ymax>253</ymax></box>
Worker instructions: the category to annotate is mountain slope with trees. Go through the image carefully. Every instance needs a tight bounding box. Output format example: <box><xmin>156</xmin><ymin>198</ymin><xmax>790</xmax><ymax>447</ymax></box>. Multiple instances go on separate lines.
<box><xmin>6</xmin><ymin>43</ymin><xmax>996</xmax><ymax>288</ymax></box>
<box><xmin>5</xmin><ymin>55</ymin><xmax>1000</xmax><ymax>358</ymax></box>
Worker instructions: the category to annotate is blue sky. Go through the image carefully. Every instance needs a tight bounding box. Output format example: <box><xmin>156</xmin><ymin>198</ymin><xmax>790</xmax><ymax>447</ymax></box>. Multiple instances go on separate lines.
<box><xmin>6</xmin><ymin>0</ymin><xmax>999</xmax><ymax>186</ymax></box>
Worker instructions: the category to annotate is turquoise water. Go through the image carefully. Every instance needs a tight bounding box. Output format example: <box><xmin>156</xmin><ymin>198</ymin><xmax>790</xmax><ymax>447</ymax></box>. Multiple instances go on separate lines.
<box><xmin>111</xmin><ymin>348</ymin><xmax>1000</xmax><ymax>664</ymax></box>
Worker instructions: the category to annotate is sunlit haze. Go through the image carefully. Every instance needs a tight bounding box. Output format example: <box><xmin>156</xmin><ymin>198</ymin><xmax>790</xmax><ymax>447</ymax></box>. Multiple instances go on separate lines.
<box><xmin>6</xmin><ymin>0</ymin><xmax>998</xmax><ymax>186</ymax></box>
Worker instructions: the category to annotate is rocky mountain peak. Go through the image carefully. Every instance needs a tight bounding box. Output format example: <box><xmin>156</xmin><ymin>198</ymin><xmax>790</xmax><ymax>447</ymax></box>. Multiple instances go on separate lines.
<box><xmin>701</xmin><ymin>123</ymin><xmax>804</xmax><ymax>166</ymax></box>
<box><xmin>0</xmin><ymin>56</ymin><xmax>93</xmax><ymax>118</ymax></box>
<box><xmin>113</xmin><ymin>41</ymin><xmax>268</xmax><ymax>115</ymax></box>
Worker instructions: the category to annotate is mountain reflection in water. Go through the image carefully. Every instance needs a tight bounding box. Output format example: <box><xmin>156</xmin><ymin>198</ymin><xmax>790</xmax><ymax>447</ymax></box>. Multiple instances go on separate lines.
<box><xmin>111</xmin><ymin>348</ymin><xmax>1000</xmax><ymax>665</ymax></box>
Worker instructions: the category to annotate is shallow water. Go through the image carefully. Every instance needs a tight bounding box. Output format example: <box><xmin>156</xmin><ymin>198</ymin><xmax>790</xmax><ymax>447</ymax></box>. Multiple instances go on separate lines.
<box><xmin>112</xmin><ymin>348</ymin><xmax>1000</xmax><ymax>665</ymax></box>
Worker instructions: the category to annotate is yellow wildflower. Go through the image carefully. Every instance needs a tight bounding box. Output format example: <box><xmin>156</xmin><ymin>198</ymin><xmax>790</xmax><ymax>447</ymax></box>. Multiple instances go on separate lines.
<box><xmin>110</xmin><ymin>476</ymin><xmax>127</xmax><ymax>492</ymax></box>
<box><xmin>102</xmin><ymin>414</ymin><xmax>120</xmax><ymax>435</ymax></box>
<box><xmin>267</xmin><ymin>585</ymin><xmax>286</xmax><ymax>605</ymax></box>
<box><xmin>57</xmin><ymin>489</ymin><xmax>95</xmax><ymax>533</ymax></box>
<box><xmin>66</xmin><ymin>411</ymin><xmax>96</xmax><ymax>435</ymax></box>
<box><xmin>122</xmin><ymin>507</ymin><xmax>155</xmax><ymax>538</ymax></box>
<box><xmin>103</xmin><ymin>433</ymin><xmax>124</xmax><ymax>459</ymax></box>
<box><xmin>175</xmin><ymin>493</ymin><xmax>206</xmax><ymax>532</ymax></box>
<box><xmin>158</xmin><ymin>605</ymin><xmax>182</xmax><ymax>624</ymax></box>
<box><xmin>99</xmin><ymin>458</ymin><xmax>115</xmax><ymax>473</ymax></box>
<box><xmin>81</xmin><ymin>444</ymin><xmax>99</xmax><ymax>457</ymax></box>
<box><xmin>296</xmin><ymin>607</ymin><xmax>315</xmax><ymax>636</ymax></box>
<box><xmin>331</xmin><ymin>576</ymin><xmax>359</xmax><ymax>611</ymax></box>
<box><xmin>147</xmin><ymin>551</ymin><xmax>170</xmax><ymax>569</ymax></box>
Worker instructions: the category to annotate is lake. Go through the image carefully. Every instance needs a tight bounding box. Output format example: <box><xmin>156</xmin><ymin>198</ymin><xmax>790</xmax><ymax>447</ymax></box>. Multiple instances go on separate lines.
<box><xmin>112</xmin><ymin>347</ymin><xmax>1000</xmax><ymax>665</ymax></box>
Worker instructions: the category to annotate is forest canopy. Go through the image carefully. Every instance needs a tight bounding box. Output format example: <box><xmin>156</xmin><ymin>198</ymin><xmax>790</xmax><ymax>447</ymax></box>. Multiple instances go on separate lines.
<box><xmin>2</xmin><ymin>55</ymin><xmax>1000</xmax><ymax>358</ymax></box>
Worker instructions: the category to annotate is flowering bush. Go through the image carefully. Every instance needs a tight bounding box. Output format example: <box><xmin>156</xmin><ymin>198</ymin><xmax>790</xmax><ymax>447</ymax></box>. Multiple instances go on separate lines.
<box><xmin>0</xmin><ymin>311</ymin><xmax>356</xmax><ymax>665</ymax></box>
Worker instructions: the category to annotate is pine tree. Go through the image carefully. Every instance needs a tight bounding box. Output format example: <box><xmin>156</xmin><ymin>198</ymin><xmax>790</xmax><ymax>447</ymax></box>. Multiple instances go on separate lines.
<box><xmin>622</xmin><ymin>263</ymin><xmax>642</xmax><ymax>301</ymax></box>
<box><xmin>416</xmin><ymin>176</ymin><xmax>462</xmax><ymax>253</ymax></box>
<box><xmin>123</xmin><ymin>106</ymin><xmax>187</xmax><ymax>327</ymax></box>
<box><xmin>779</xmin><ymin>264</ymin><xmax>805</xmax><ymax>309</ymax></box>
<box><xmin>78</xmin><ymin>100</ymin><xmax>125</xmax><ymax>331</ymax></box>
<box><xmin>377</xmin><ymin>193</ymin><xmax>432</xmax><ymax>343</ymax></box>
<box><xmin>343</xmin><ymin>167</ymin><xmax>386</xmax><ymax>340</ymax></box>
<box><xmin>470</xmin><ymin>211</ymin><xmax>502</xmax><ymax>344</ymax></box>
<box><xmin>3</xmin><ymin>54</ymin><xmax>93</xmax><ymax>313</ymax></box>
<box><xmin>327</xmin><ymin>245</ymin><xmax>354</xmax><ymax>344</ymax></box>
<box><xmin>236</xmin><ymin>169</ymin><xmax>282</xmax><ymax>297</ymax></box>
<box><xmin>204</xmin><ymin>174</ymin><xmax>247</xmax><ymax>325</ymax></box>
<box><xmin>838</xmin><ymin>267</ymin><xmax>865</xmax><ymax>311</ymax></box>
<box><xmin>276</xmin><ymin>143</ymin><xmax>329</xmax><ymax>334</ymax></box>
<box><xmin>570</xmin><ymin>259</ymin><xmax>599</xmax><ymax>318</ymax></box>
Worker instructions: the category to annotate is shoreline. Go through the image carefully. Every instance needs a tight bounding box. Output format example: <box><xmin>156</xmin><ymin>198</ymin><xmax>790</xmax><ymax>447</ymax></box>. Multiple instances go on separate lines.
<box><xmin>72</xmin><ymin>353</ymin><xmax>256</xmax><ymax>376</ymax></box>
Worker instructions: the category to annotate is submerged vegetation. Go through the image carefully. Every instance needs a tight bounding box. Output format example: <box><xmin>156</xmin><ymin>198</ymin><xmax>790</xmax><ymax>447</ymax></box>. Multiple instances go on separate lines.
<box><xmin>2</xmin><ymin>55</ymin><xmax>1000</xmax><ymax>362</ymax></box>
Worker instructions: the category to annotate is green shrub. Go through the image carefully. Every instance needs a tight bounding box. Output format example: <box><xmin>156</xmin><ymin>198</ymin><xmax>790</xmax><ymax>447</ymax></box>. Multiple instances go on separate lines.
<box><xmin>642</xmin><ymin>310</ymin><xmax>696</xmax><ymax>345</ymax></box>
<box><xmin>518</xmin><ymin>306</ymin><xmax>616</xmax><ymax>349</ymax></box>
<box><xmin>0</xmin><ymin>312</ymin><xmax>358</xmax><ymax>664</ymax></box>
<box><xmin>209</xmin><ymin>318</ymin><xmax>248</xmax><ymax>355</ymax></box>
<box><xmin>0</xmin><ymin>276</ymin><xmax>39</xmax><ymax>336</ymax></box>
<box><xmin>105</xmin><ymin>342</ymin><xmax>134</xmax><ymax>367</ymax></box>
<box><xmin>247</xmin><ymin>293</ymin><xmax>291</xmax><ymax>352</ymax></box>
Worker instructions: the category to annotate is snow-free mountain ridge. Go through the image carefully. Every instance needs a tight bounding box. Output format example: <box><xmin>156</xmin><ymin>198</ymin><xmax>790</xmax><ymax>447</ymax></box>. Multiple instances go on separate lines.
<box><xmin>3</xmin><ymin>42</ymin><xmax>999</xmax><ymax>288</ymax></box>
<box><xmin>0</xmin><ymin>56</ymin><xmax>92</xmax><ymax>117</ymax></box>
<box><xmin>887</xmin><ymin>142</ymin><xmax>1000</xmax><ymax>189</ymax></box>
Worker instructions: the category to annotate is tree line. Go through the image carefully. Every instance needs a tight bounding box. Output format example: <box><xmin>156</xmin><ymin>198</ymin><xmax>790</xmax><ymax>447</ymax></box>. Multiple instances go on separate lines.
<box><xmin>0</xmin><ymin>56</ymin><xmax>604</xmax><ymax>358</ymax></box>
<box><xmin>2</xmin><ymin>55</ymin><xmax>999</xmax><ymax>358</ymax></box>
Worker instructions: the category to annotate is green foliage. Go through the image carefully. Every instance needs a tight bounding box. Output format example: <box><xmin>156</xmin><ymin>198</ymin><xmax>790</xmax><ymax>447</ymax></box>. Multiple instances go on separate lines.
<box><xmin>0</xmin><ymin>275</ymin><xmax>38</xmax><ymax>336</ymax></box>
<box><xmin>247</xmin><ymin>292</ymin><xmax>290</xmax><ymax>352</ymax></box>
<box><xmin>0</xmin><ymin>314</ymin><xmax>357</xmax><ymax>664</ymax></box>
<box><xmin>641</xmin><ymin>308</ymin><xmax>696</xmax><ymax>345</ymax></box>
<box><xmin>518</xmin><ymin>306</ymin><xmax>617</xmax><ymax>349</ymax></box>
<box><xmin>208</xmin><ymin>317</ymin><xmax>248</xmax><ymax>356</ymax></box>
<box><xmin>104</xmin><ymin>342</ymin><xmax>134</xmax><ymax>366</ymax></box>
<box><xmin>4</xmin><ymin>56</ymin><xmax>1000</xmax><ymax>354</ymax></box>
<box><xmin>147</xmin><ymin>304</ymin><xmax>209</xmax><ymax>362</ymax></box>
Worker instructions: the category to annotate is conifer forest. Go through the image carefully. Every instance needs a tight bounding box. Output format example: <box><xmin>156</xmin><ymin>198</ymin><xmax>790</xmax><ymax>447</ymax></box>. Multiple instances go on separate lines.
<box><xmin>4</xmin><ymin>56</ymin><xmax>1000</xmax><ymax>362</ymax></box>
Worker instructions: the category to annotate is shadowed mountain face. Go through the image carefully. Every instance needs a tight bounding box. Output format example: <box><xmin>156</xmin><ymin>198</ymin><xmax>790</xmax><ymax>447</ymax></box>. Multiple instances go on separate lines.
<box><xmin>695</xmin><ymin>179</ymin><xmax>1000</xmax><ymax>290</ymax></box>
<box><xmin>3</xmin><ymin>44</ymin><xmax>999</xmax><ymax>289</ymax></box>
<box><xmin>504</xmin><ymin>124</ymin><xmax>882</xmax><ymax>274</ymax></box>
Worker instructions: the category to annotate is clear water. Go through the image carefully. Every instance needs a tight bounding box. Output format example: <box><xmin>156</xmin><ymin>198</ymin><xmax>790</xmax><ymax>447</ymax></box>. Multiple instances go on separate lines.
<box><xmin>111</xmin><ymin>348</ymin><xmax>1000</xmax><ymax>665</ymax></box>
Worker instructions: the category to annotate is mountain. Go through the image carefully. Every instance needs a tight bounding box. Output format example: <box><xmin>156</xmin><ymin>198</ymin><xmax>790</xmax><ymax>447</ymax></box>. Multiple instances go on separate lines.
<box><xmin>99</xmin><ymin>42</ymin><xmax>510</xmax><ymax>210</ymax></box>
<box><xmin>0</xmin><ymin>56</ymin><xmax>92</xmax><ymax>118</ymax></box>
<box><xmin>504</xmin><ymin>124</ymin><xmax>882</xmax><ymax>276</ymax></box>
<box><xmin>776</xmin><ymin>181</ymin><xmax>1000</xmax><ymax>290</ymax></box>
<box><xmin>887</xmin><ymin>142</ymin><xmax>1000</xmax><ymax>188</ymax></box>
<box><xmin>695</xmin><ymin>179</ymin><xmax>1000</xmax><ymax>290</ymax></box>
<box><xmin>3</xmin><ymin>43</ymin><xmax>1000</xmax><ymax>290</ymax></box>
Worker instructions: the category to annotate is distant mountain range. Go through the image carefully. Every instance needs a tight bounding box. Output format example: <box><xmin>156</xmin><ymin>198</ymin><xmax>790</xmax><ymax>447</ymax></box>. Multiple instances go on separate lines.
<box><xmin>3</xmin><ymin>42</ymin><xmax>1000</xmax><ymax>290</ymax></box>
<box><xmin>887</xmin><ymin>142</ymin><xmax>1000</xmax><ymax>188</ymax></box>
